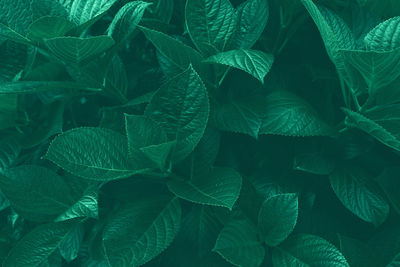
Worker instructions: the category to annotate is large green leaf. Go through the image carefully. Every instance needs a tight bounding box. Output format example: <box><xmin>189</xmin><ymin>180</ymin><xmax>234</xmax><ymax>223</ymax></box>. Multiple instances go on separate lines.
<box><xmin>258</xmin><ymin>193</ymin><xmax>298</xmax><ymax>247</ymax></box>
<box><xmin>364</xmin><ymin>16</ymin><xmax>400</xmax><ymax>51</ymax></box>
<box><xmin>107</xmin><ymin>1</ymin><xmax>150</xmax><ymax>49</ymax></box>
<box><xmin>139</xmin><ymin>26</ymin><xmax>212</xmax><ymax>83</ymax></box>
<box><xmin>28</xmin><ymin>16</ymin><xmax>76</xmax><ymax>42</ymax></box>
<box><xmin>272</xmin><ymin>234</ymin><xmax>349</xmax><ymax>267</ymax></box>
<box><xmin>167</xmin><ymin>167</ymin><xmax>242</xmax><ymax>210</ymax></box>
<box><xmin>145</xmin><ymin>66</ymin><xmax>209</xmax><ymax>162</ymax></box>
<box><xmin>343</xmin><ymin>106</ymin><xmax>400</xmax><ymax>152</ymax></box>
<box><xmin>0</xmin><ymin>165</ymin><xmax>75</xmax><ymax>222</ymax></box>
<box><xmin>185</xmin><ymin>0</ymin><xmax>236</xmax><ymax>56</ymax></box>
<box><xmin>204</xmin><ymin>49</ymin><xmax>274</xmax><ymax>83</ymax></box>
<box><xmin>330</xmin><ymin>165</ymin><xmax>390</xmax><ymax>226</ymax></box>
<box><xmin>0</xmin><ymin>23</ymin><xmax>31</xmax><ymax>45</ymax></box>
<box><xmin>69</xmin><ymin>0</ymin><xmax>118</xmax><ymax>26</ymax></box>
<box><xmin>0</xmin><ymin>0</ymin><xmax>33</xmax><ymax>36</ymax></box>
<box><xmin>229</xmin><ymin>0</ymin><xmax>269</xmax><ymax>49</ymax></box>
<box><xmin>213</xmin><ymin>217</ymin><xmax>265</xmax><ymax>267</ymax></box>
<box><xmin>102</xmin><ymin>197</ymin><xmax>181</xmax><ymax>267</ymax></box>
<box><xmin>44</xmin><ymin>36</ymin><xmax>115</xmax><ymax>65</ymax></box>
<box><xmin>44</xmin><ymin>127</ymin><xmax>148</xmax><ymax>181</ymax></box>
<box><xmin>3</xmin><ymin>220</ymin><xmax>80</xmax><ymax>267</ymax></box>
<box><xmin>339</xmin><ymin>49</ymin><xmax>400</xmax><ymax>96</ymax></box>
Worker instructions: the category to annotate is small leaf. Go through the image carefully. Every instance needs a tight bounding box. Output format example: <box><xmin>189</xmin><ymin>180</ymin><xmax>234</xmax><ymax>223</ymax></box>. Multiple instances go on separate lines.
<box><xmin>145</xmin><ymin>66</ymin><xmax>209</xmax><ymax>162</ymax></box>
<box><xmin>3</xmin><ymin>220</ymin><xmax>80</xmax><ymax>267</ymax></box>
<box><xmin>28</xmin><ymin>16</ymin><xmax>76</xmax><ymax>42</ymax></box>
<box><xmin>213</xmin><ymin>217</ymin><xmax>265</xmax><ymax>267</ymax></box>
<box><xmin>258</xmin><ymin>193</ymin><xmax>298</xmax><ymax>247</ymax></box>
<box><xmin>185</xmin><ymin>0</ymin><xmax>236</xmax><ymax>55</ymax></box>
<box><xmin>364</xmin><ymin>16</ymin><xmax>400</xmax><ymax>51</ymax></box>
<box><xmin>204</xmin><ymin>49</ymin><xmax>274</xmax><ymax>83</ymax></box>
<box><xmin>44</xmin><ymin>36</ymin><xmax>115</xmax><ymax>65</ymax></box>
<box><xmin>272</xmin><ymin>234</ymin><xmax>349</xmax><ymax>267</ymax></box>
<box><xmin>103</xmin><ymin>197</ymin><xmax>182</xmax><ymax>267</ymax></box>
<box><xmin>45</xmin><ymin>127</ymin><xmax>148</xmax><ymax>181</ymax></box>
<box><xmin>167</xmin><ymin>167</ymin><xmax>242</xmax><ymax>210</ymax></box>
<box><xmin>330</xmin><ymin>165</ymin><xmax>389</xmax><ymax>226</ymax></box>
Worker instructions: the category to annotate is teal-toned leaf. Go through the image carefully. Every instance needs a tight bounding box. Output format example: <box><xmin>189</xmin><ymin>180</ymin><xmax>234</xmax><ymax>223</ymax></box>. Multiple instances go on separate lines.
<box><xmin>272</xmin><ymin>234</ymin><xmax>349</xmax><ymax>267</ymax></box>
<box><xmin>204</xmin><ymin>49</ymin><xmax>274</xmax><ymax>83</ymax></box>
<box><xmin>258</xmin><ymin>193</ymin><xmax>298</xmax><ymax>247</ymax></box>
<box><xmin>0</xmin><ymin>165</ymin><xmax>75</xmax><ymax>222</ymax></box>
<box><xmin>31</xmin><ymin>0</ymin><xmax>68</xmax><ymax>20</ymax></box>
<box><xmin>167</xmin><ymin>167</ymin><xmax>242</xmax><ymax>210</ymax></box>
<box><xmin>364</xmin><ymin>16</ymin><xmax>400</xmax><ymax>51</ymax></box>
<box><xmin>44</xmin><ymin>36</ymin><xmax>115</xmax><ymax>65</ymax></box>
<box><xmin>139</xmin><ymin>141</ymin><xmax>176</xmax><ymax>171</ymax></box>
<box><xmin>300</xmin><ymin>0</ymin><xmax>355</xmax><ymax>68</ymax></box>
<box><xmin>104</xmin><ymin>55</ymin><xmax>128</xmax><ymax>101</ymax></box>
<box><xmin>0</xmin><ymin>81</ymin><xmax>102</xmax><ymax>94</ymax></box>
<box><xmin>28</xmin><ymin>16</ymin><xmax>76</xmax><ymax>42</ymax></box>
<box><xmin>330</xmin><ymin>165</ymin><xmax>389</xmax><ymax>226</ymax></box>
<box><xmin>44</xmin><ymin>127</ymin><xmax>148</xmax><ymax>181</ymax></box>
<box><xmin>0</xmin><ymin>23</ymin><xmax>31</xmax><ymax>45</ymax></box>
<box><xmin>338</xmin><ymin>235</ymin><xmax>379</xmax><ymax>267</ymax></box>
<box><xmin>145</xmin><ymin>66</ymin><xmax>209</xmax><ymax>162</ymax></box>
<box><xmin>343</xmin><ymin>106</ymin><xmax>400</xmax><ymax>152</ymax></box>
<box><xmin>55</xmin><ymin>188</ymin><xmax>98</xmax><ymax>222</ymax></box>
<box><xmin>377</xmin><ymin>168</ymin><xmax>400</xmax><ymax>215</ymax></box>
<box><xmin>69</xmin><ymin>0</ymin><xmax>118</xmax><ymax>25</ymax></box>
<box><xmin>0</xmin><ymin>41</ymin><xmax>27</xmax><ymax>82</ymax></box>
<box><xmin>213</xmin><ymin>217</ymin><xmax>265</xmax><ymax>267</ymax></box>
<box><xmin>185</xmin><ymin>0</ymin><xmax>236</xmax><ymax>56</ymax></box>
<box><xmin>388</xmin><ymin>253</ymin><xmax>400</xmax><ymax>267</ymax></box>
<box><xmin>0</xmin><ymin>137</ymin><xmax>20</xmax><ymax>172</ymax></box>
<box><xmin>229</xmin><ymin>0</ymin><xmax>269</xmax><ymax>49</ymax></box>
<box><xmin>3</xmin><ymin>220</ymin><xmax>79</xmax><ymax>267</ymax></box>
<box><xmin>139</xmin><ymin>26</ymin><xmax>212</xmax><ymax>83</ymax></box>
<box><xmin>103</xmin><ymin>197</ymin><xmax>181</xmax><ymax>267</ymax></box>
<box><xmin>59</xmin><ymin>224</ymin><xmax>84</xmax><ymax>262</ymax></box>
<box><xmin>107</xmin><ymin>1</ymin><xmax>150</xmax><ymax>49</ymax></box>
<box><xmin>260</xmin><ymin>90</ymin><xmax>336</xmax><ymax>137</ymax></box>
<box><xmin>145</xmin><ymin>0</ymin><xmax>174</xmax><ymax>23</ymax></box>
<box><xmin>0</xmin><ymin>0</ymin><xmax>33</xmax><ymax>36</ymax></box>
<box><xmin>339</xmin><ymin>49</ymin><xmax>400</xmax><ymax>96</ymax></box>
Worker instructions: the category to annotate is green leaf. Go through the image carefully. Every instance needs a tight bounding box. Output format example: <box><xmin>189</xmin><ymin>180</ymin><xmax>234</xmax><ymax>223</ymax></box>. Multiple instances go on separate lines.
<box><xmin>3</xmin><ymin>220</ymin><xmax>80</xmax><ymax>267</ymax></box>
<box><xmin>0</xmin><ymin>165</ymin><xmax>75</xmax><ymax>222</ymax></box>
<box><xmin>167</xmin><ymin>167</ymin><xmax>242</xmax><ymax>210</ymax></box>
<box><xmin>0</xmin><ymin>81</ymin><xmax>102</xmax><ymax>94</ymax></box>
<box><xmin>258</xmin><ymin>193</ymin><xmax>298</xmax><ymax>247</ymax></box>
<box><xmin>338</xmin><ymin>235</ymin><xmax>379</xmax><ymax>267</ymax></box>
<box><xmin>44</xmin><ymin>36</ymin><xmax>115</xmax><ymax>65</ymax></box>
<box><xmin>44</xmin><ymin>127</ymin><xmax>148</xmax><ymax>181</ymax></box>
<box><xmin>272</xmin><ymin>234</ymin><xmax>349</xmax><ymax>267</ymax></box>
<box><xmin>300</xmin><ymin>0</ymin><xmax>355</xmax><ymax>68</ymax></box>
<box><xmin>31</xmin><ymin>0</ymin><xmax>68</xmax><ymax>20</ymax></box>
<box><xmin>229</xmin><ymin>0</ymin><xmax>269</xmax><ymax>49</ymax></box>
<box><xmin>0</xmin><ymin>23</ymin><xmax>31</xmax><ymax>45</ymax></box>
<box><xmin>0</xmin><ymin>137</ymin><xmax>20</xmax><ymax>172</ymax></box>
<box><xmin>0</xmin><ymin>0</ymin><xmax>34</xmax><ymax>36</ymax></box>
<box><xmin>343</xmin><ymin>106</ymin><xmax>400</xmax><ymax>152</ymax></box>
<box><xmin>213</xmin><ymin>217</ymin><xmax>265</xmax><ymax>267</ymax></box>
<box><xmin>204</xmin><ymin>49</ymin><xmax>273</xmax><ymax>83</ymax></box>
<box><xmin>102</xmin><ymin>197</ymin><xmax>181</xmax><ymax>267</ymax></box>
<box><xmin>55</xmin><ymin>188</ymin><xmax>98</xmax><ymax>222</ymax></box>
<box><xmin>104</xmin><ymin>55</ymin><xmax>128</xmax><ymax>101</ymax></box>
<box><xmin>69</xmin><ymin>0</ymin><xmax>118</xmax><ymax>26</ymax></box>
<box><xmin>145</xmin><ymin>66</ymin><xmax>209</xmax><ymax>162</ymax></box>
<box><xmin>107</xmin><ymin>1</ymin><xmax>150</xmax><ymax>49</ymax></box>
<box><xmin>387</xmin><ymin>253</ymin><xmax>400</xmax><ymax>267</ymax></box>
<box><xmin>28</xmin><ymin>16</ymin><xmax>76</xmax><ymax>42</ymax></box>
<box><xmin>364</xmin><ymin>17</ymin><xmax>400</xmax><ymax>51</ymax></box>
<box><xmin>139</xmin><ymin>26</ymin><xmax>212</xmax><ymax>83</ymax></box>
<box><xmin>185</xmin><ymin>0</ymin><xmax>236</xmax><ymax>56</ymax></box>
<box><xmin>377</xmin><ymin>168</ymin><xmax>400</xmax><ymax>215</ymax></box>
<box><xmin>339</xmin><ymin>49</ymin><xmax>400</xmax><ymax>96</ymax></box>
<box><xmin>59</xmin><ymin>224</ymin><xmax>84</xmax><ymax>262</ymax></box>
<box><xmin>329</xmin><ymin>165</ymin><xmax>389</xmax><ymax>226</ymax></box>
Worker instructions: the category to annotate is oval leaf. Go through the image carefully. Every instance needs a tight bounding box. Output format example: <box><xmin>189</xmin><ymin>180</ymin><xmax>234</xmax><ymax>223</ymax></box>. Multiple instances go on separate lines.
<box><xmin>364</xmin><ymin>16</ymin><xmax>400</xmax><ymax>51</ymax></box>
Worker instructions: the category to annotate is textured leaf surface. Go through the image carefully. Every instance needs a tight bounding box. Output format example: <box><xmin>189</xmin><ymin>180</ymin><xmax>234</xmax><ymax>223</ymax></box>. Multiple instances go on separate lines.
<box><xmin>213</xmin><ymin>217</ymin><xmax>265</xmax><ymax>267</ymax></box>
<box><xmin>204</xmin><ymin>49</ymin><xmax>274</xmax><ymax>83</ymax></box>
<box><xmin>229</xmin><ymin>0</ymin><xmax>269</xmax><ymax>49</ymax></box>
<box><xmin>272</xmin><ymin>234</ymin><xmax>349</xmax><ymax>267</ymax></box>
<box><xmin>3</xmin><ymin>220</ymin><xmax>79</xmax><ymax>267</ymax></box>
<box><xmin>185</xmin><ymin>0</ymin><xmax>236</xmax><ymax>55</ymax></box>
<box><xmin>0</xmin><ymin>0</ymin><xmax>33</xmax><ymax>36</ymax></box>
<box><xmin>55</xmin><ymin>189</ymin><xmax>98</xmax><ymax>222</ymax></box>
<box><xmin>343</xmin><ymin>107</ymin><xmax>400</xmax><ymax>152</ymax></box>
<box><xmin>0</xmin><ymin>137</ymin><xmax>20</xmax><ymax>172</ymax></box>
<box><xmin>45</xmin><ymin>127</ymin><xmax>145</xmax><ymax>181</ymax></box>
<box><xmin>0</xmin><ymin>23</ymin><xmax>31</xmax><ymax>45</ymax></box>
<box><xmin>145</xmin><ymin>66</ymin><xmax>209</xmax><ymax>162</ymax></box>
<box><xmin>167</xmin><ymin>167</ymin><xmax>242</xmax><ymax>210</ymax></box>
<box><xmin>69</xmin><ymin>0</ymin><xmax>118</xmax><ymax>25</ymax></box>
<box><xmin>103</xmin><ymin>197</ymin><xmax>181</xmax><ymax>267</ymax></box>
<box><xmin>44</xmin><ymin>36</ymin><xmax>115</xmax><ymax>65</ymax></box>
<box><xmin>330</xmin><ymin>165</ymin><xmax>389</xmax><ymax>226</ymax></box>
<box><xmin>59</xmin><ymin>224</ymin><xmax>84</xmax><ymax>262</ymax></box>
<box><xmin>28</xmin><ymin>16</ymin><xmax>75</xmax><ymax>42</ymax></box>
<box><xmin>258</xmin><ymin>193</ymin><xmax>298</xmax><ymax>246</ymax></box>
<box><xmin>364</xmin><ymin>16</ymin><xmax>400</xmax><ymax>51</ymax></box>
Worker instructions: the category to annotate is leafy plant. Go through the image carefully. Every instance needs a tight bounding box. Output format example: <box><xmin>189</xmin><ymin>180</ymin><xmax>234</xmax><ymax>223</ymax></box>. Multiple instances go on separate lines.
<box><xmin>0</xmin><ymin>0</ymin><xmax>400</xmax><ymax>266</ymax></box>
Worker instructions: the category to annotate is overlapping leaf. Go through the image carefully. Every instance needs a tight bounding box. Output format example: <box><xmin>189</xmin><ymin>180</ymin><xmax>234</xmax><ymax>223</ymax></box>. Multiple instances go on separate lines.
<box><xmin>364</xmin><ymin>16</ymin><xmax>400</xmax><ymax>51</ymax></box>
